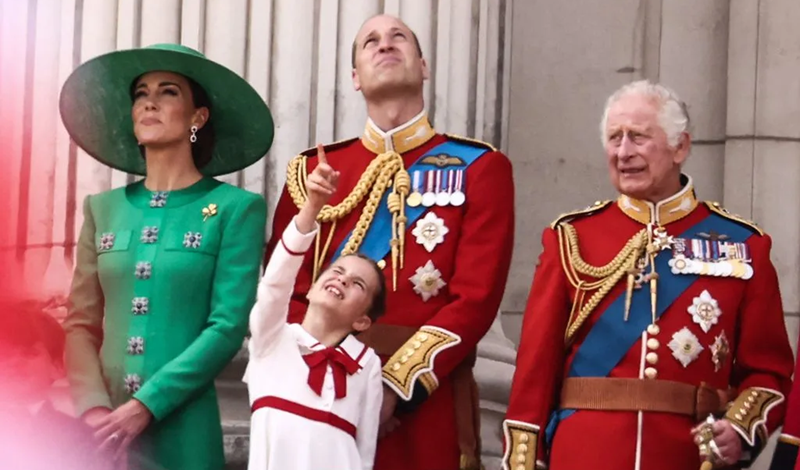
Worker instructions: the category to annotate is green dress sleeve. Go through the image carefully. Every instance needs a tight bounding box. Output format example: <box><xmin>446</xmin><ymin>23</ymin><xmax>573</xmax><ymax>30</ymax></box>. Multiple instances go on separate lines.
<box><xmin>63</xmin><ymin>195</ymin><xmax>114</xmax><ymax>415</ymax></box>
<box><xmin>133</xmin><ymin>194</ymin><xmax>267</xmax><ymax>420</ymax></box>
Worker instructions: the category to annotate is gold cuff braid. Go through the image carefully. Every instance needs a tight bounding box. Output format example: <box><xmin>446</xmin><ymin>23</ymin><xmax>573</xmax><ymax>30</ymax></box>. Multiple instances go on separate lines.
<box><xmin>502</xmin><ymin>420</ymin><xmax>539</xmax><ymax>470</ymax></box>
<box><xmin>382</xmin><ymin>326</ymin><xmax>461</xmax><ymax>400</ymax></box>
<box><xmin>725</xmin><ymin>387</ymin><xmax>784</xmax><ymax>447</ymax></box>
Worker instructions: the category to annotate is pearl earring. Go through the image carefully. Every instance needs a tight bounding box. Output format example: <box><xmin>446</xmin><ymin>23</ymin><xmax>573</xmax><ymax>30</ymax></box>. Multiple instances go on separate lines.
<box><xmin>190</xmin><ymin>125</ymin><xmax>198</xmax><ymax>143</ymax></box>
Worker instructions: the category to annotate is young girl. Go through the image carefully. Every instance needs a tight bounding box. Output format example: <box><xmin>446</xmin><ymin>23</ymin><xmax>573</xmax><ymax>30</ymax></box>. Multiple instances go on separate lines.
<box><xmin>244</xmin><ymin>145</ymin><xmax>386</xmax><ymax>470</ymax></box>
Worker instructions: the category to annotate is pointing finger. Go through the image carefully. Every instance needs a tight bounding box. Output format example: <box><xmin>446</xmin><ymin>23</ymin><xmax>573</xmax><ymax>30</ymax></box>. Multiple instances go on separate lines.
<box><xmin>316</xmin><ymin>143</ymin><xmax>327</xmax><ymax>166</ymax></box>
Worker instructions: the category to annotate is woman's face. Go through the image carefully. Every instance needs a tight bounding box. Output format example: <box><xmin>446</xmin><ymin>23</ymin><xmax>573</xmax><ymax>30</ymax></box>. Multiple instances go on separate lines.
<box><xmin>131</xmin><ymin>71</ymin><xmax>207</xmax><ymax>148</ymax></box>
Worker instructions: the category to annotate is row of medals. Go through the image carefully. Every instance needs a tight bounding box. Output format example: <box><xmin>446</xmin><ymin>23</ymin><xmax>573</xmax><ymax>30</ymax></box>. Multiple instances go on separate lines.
<box><xmin>406</xmin><ymin>169</ymin><xmax>466</xmax><ymax>208</ymax></box>
<box><xmin>670</xmin><ymin>237</ymin><xmax>754</xmax><ymax>280</ymax></box>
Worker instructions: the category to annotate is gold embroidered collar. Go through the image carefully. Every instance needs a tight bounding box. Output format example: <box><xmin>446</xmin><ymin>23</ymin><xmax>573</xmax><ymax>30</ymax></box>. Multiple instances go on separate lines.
<box><xmin>361</xmin><ymin>110</ymin><xmax>436</xmax><ymax>155</ymax></box>
<box><xmin>617</xmin><ymin>175</ymin><xmax>698</xmax><ymax>226</ymax></box>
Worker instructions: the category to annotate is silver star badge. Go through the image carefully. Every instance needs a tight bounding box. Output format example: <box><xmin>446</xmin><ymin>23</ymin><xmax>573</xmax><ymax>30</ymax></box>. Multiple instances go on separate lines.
<box><xmin>411</xmin><ymin>212</ymin><xmax>449</xmax><ymax>252</ymax></box>
<box><xmin>687</xmin><ymin>290</ymin><xmax>722</xmax><ymax>333</ymax></box>
<box><xmin>409</xmin><ymin>260</ymin><xmax>446</xmax><ymax>301</ymax></box>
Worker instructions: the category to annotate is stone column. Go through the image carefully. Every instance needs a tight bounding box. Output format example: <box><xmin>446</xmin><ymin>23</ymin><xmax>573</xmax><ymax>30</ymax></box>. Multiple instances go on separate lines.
<box><xmin>334</xmin><ymin>0</ymin><xmax>382</xmax><ymax>141</ymax></box>
<box><xmin>0</xmin><ymin>0</ymin><xmax>31</xmax><ymax>258</ymax></box>
<box><xmin>471</xmin><ymin>1</ymin><xmax>519</xmax><ymax>468</ymax></box>
<box><xmin>241</xmin><ymin>0</ymin><xmax>273</xmax><ymax>200</ymax></box>
<box><xmin>725</xmin><ymin>2</ymin><xmax>800</xmax><ymax>468</ymax></box>
<box><xmin>23</xmin><ymin>0</ymin><xmax>65</xmax><ymax>293</ymax></box>
<box><xmin>205</xmin><ymin>0</ymin><xmax>248</xmax><ymax>187</ymax></box>
<box><xmin>475</xmin><ymin>314</ymin><xmax>519</xmax><ymax>469</ymax></box>
<box><xmin>657</xmin><ymin>0</ymin><xmax>729</xmax><ymax>201</ymax></box>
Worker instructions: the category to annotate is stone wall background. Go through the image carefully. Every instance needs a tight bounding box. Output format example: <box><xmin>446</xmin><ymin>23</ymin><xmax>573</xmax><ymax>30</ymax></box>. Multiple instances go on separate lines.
<box><xmin>3</xmin><ymin>1</ymin><xmax>799</xmax><ymax>468</ymax></box>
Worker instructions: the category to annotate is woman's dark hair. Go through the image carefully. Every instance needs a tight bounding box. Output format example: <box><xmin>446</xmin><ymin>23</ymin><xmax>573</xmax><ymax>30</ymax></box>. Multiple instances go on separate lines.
<box><xmin>130</xmin><ymin>74</ymin><xmax>215</xmax><ymax>170</ymax></box>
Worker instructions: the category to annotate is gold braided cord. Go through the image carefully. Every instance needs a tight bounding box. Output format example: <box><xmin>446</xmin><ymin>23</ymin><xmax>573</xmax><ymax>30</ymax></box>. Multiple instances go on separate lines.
<box><xmin>312</xmin><ymin>220</ymin><xmax>338</xmax><ymax>282</ymax></box>
<box><xmin>299</xmin><ymin>155</ymin><xmax>309</xmax><ymax>200</ymax></box>
<box><xmin>557</xmin><ymin>223</ymin><xmax>649</xmax><ymax>342</ymax></box>
<box><xmin>560</xmin><ymin>223</ymin><xmax>646</xmax><ymax>279</ymax></box>
<box><xmin>339</xmin><ymin>156</ymin><xmax>403</xmax><ymax>255</ymax></box>
<box><xmin>288</xmin><ymin>153</ymin><xmax>395</xmax><ymax>222</ymax></box>
<box><xmin>394</xmin><ymin>168</ymin><xmax>410</xmax><ymax>268</ymax></box>
<box><xmin>388</xmin><ymin>191</ymin><xmax>400</xmax><ymax>290</ymax></box>
<box><xmin>564</xmin><ymin>267</ymin><xmax>628</xmax><ymax>341</ymax></box>
<box><xmin>286</xmin><ymin>152</ymin><xmax>410</xmax><ymax>288</ymax></box>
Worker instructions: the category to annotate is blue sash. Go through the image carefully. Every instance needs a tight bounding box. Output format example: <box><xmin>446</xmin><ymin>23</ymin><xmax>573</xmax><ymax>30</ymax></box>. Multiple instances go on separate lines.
<box><xmin>545</xmin><ymin>212</ymin><xmax>757</xmax><ymax>443</ymax></box>
<box><xmin>331</xmin><ymin>141</ymin><xmax>489</xmax><ymax>263</ymax></box>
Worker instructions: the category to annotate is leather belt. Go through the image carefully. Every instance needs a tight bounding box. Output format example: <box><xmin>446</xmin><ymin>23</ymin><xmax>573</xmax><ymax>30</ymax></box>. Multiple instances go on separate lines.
<box><xmin>559</xmin><ymin>377</ymin><xmax>735</xmax><ymax>420</ymax></box>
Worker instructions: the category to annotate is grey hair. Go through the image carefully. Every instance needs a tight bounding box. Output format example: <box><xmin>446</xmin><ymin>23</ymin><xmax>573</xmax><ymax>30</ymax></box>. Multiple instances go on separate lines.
<box><xmin>600</xmin><ymin>80</ymin><xmax>691</xmax><ymax>148</ymax></box>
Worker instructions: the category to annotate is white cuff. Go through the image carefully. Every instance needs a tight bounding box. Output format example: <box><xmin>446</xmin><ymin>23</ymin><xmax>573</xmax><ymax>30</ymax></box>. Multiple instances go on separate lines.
<box><xmin>281</xmin><ymin>216</ymin><xmax>318</xmax><ymax>255</ymax></box>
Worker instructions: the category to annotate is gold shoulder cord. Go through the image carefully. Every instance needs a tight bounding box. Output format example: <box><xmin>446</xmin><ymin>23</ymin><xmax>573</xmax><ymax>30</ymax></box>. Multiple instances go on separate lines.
<box><xmin>286</xmin><ymin>151</ymin><xmax>410</xmax><ymax>290</ymax></box>
<box><xmin>557</xmin><ymin>222</ymin><xmax>650</xmax><ymax>343</ymax></box>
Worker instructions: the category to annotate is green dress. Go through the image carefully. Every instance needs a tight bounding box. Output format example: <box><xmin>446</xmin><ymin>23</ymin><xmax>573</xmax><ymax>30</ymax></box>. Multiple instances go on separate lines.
<box><xmin>63</xmin><ymin>176</ymin><xmax>266</xmax><ymax>470</ymax></box>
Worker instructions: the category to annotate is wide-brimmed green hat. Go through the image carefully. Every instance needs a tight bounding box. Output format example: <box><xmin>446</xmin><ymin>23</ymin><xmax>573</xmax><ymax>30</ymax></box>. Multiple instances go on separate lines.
<box><xmin>59</xmin><ymin>43</ymin><xmax>274</xmax><ymax>176</ymax></box>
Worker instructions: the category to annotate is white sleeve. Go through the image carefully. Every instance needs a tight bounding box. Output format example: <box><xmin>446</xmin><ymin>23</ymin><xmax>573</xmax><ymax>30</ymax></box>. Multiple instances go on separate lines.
<box><xmin>357</xmin><ymin>352</ymin><xmax>384</xmax><ymax>470</ymax></box>
<box><xmin>247</xmin><ymin>216</ymin><xmax>317</xmax><ymax>359</ymax></box>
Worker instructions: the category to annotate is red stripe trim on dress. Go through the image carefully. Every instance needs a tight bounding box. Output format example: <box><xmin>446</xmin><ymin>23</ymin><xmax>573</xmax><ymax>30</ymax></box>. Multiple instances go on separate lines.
<box><xmin>355</xmin><ymin>344</ymin><xmax>368</xmax><ymax>363</ymax></box>
<box><xmin>251</xmin><ymin>396</ymin><xmax>357</xmax><ymax>439</ymax></box>
<box><xmin>280</xmin><ymin>237</ymin><xmax>305</xmax><ymax>256</ymax></box>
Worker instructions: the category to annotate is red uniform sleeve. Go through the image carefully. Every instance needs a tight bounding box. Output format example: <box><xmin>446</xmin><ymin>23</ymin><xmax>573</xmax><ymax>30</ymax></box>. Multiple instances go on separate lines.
<box><xmin>501</xmin><ymin>227</ymin><xmax>568</xmax><ymax>470</ymax></box>
<box><xmin>723</xmin><ymin>233</ymin><xmax>794</xmax><ymax>463</ymax></box>
<box><xmin>382</xmin><ymin>151</ymin><xmax>515</xmax><ymax>407</ymax></box>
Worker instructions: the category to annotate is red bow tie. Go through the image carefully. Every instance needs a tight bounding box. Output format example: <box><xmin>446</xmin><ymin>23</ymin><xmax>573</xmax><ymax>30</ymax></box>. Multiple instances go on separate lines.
<box><xmin>303</xmin><ymin>347</ymin><xmax>361</xmax><ymax>399</ymax></box>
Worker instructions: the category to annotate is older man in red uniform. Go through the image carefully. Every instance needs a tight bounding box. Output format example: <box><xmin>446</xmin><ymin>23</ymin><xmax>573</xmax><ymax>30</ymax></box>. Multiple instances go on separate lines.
<box><xmin>503</xmin><ymin>81</ymin><xmax>794</xmax><ymax>470</ymax></box>
<box><xmin>264</xmin><ymin>14</ymin><xmax>514</xmax><ymax>470</ymax></box>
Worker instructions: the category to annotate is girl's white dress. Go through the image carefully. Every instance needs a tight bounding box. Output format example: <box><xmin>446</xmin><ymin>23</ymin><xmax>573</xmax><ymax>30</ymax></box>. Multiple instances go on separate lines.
<box><xmin>244</xmin><ymin>217</ymin><xmax>383</xmax><ymax>470</ymax></box>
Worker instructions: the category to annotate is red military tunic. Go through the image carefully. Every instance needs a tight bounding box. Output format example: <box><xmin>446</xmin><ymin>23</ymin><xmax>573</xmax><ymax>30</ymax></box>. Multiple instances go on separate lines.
<box><xmin>503</xmin><ymin>176</ymin><xmax>794</xmax><ymax>470</ymax></box>
<box><xmin>770</xmin><ymin>336</ymin><xmax>800</xmax><ymax>470</ymax></box>
<box><xmin>265</xmin><ymin>112</ymin><xmax>515</xmax><ymax>470</ymax></box>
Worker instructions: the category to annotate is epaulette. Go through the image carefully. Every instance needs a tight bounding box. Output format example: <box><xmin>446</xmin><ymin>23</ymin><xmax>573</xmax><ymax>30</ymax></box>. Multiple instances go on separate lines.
<box><xmin>704</xmin><ymin>201</ymin><xmax>764</xmax><ymax>236</ymax></box>
<box><xmin>299</xmin><ymin>137</ymin><xmax>359</xmax><ymax>157</ymax></box>
<box><xmin>550</xmin><ymin>200</ymin><xmax>613</xmax><ymax>229</ymax></box>
<box><xmin>444</xmin><ymin>133</ymin><xmax>497</xmax><ymax>152</ymax></box>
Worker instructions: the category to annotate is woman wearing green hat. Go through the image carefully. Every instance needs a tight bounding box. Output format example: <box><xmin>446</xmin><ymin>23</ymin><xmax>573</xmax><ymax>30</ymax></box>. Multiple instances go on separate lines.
<box><xmin>59</xmin><ymin>43</ymin><xmax>274</xmax><ymax>470</ymax></box>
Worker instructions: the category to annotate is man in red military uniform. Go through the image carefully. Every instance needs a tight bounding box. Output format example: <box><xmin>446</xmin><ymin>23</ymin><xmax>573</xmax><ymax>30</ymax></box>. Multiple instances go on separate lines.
<box><xmin>770</xmin><ymin>342</ymin><xmax>800</xmax><ymax>470</ymax></box>
<box><xmin>503</xmin><ymin>80</ymin><xmax>794</xmax><ymax>470</ymax></box>
<box><xmin>264</xmin><ymin>14</ymin><xmax>514</xmax><ymax>470</ymax></box>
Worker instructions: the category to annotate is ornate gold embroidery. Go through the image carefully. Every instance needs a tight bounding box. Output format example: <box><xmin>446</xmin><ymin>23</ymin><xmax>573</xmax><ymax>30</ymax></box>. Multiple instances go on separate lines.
<box><xmin>724</xmin><ymin>387</ymin><xmax>784</xmax><ymax>446</ymax></box>
<box><xmin>362</xmin><ymin>113</ymin><xmax>436</xmax><ymax>155</ymax></box>
<box><xmin>502</xmin><ymin>420</ymin><xmax>539</xmax><ymax>470</ymax></box>
<box><xmin>382</xmin><ymin>326</ymin><xmax>461</xmax><ymax>400</ymax></box>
